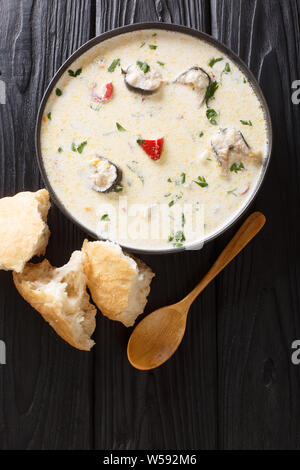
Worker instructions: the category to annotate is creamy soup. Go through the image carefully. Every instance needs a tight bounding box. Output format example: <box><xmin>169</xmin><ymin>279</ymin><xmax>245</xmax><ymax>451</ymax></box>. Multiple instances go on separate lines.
<box><xmin>41</xmin><ymin>29</ymin><xmax>268</xmax><ymax>251</ymax></box>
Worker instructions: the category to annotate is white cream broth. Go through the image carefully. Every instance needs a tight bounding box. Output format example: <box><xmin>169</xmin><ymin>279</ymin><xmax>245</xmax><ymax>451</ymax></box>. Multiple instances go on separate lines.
<box><xmin>41</xmin><ymin>29</ymin><xmax>268</xmax><ymax>251</ymax></box>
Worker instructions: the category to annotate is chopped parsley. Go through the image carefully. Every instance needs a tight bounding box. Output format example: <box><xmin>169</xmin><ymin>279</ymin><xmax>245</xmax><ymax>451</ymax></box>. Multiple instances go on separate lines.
<box><xmin>240</xmin><ymin>119</ymin><xmax>253</xmax><ymax>126</ymax></box>
<box><xmin>206</xmin><ymin>108</ymin><xmax>218</xmax><ymax>125</ymax></box>
<box><xmin>108</xmin><ymin>58</ymin><xmax>120</xmax><ymax>72</ymax></box>
<box><xmin>199</xmin><ymin>131</ymin><xmax>204</xmax><ymax>138</ymax></box>
<box><xmin>152</xmin><ymin>33</ymin><xmax>157</xmax><ymax>37</ymax></box>
<box><xmin>205</xmin><ymin>81</ymin><xmax>219</xmax><ymax>105</ymax></box>
<box><xmin>140</xmin><ymin>41</ymin><xmax>146</xmax><ymax>48</ymax></box>
<box><xmin>227</xmin><ymin>188</ymin><xmax>238</xmax><ymax>196</ymax></box>
<box><xmin>72</xmin><ymin>141</ymin><xmax>87</xmax><ymax>153</ymax></box>
<box><xmin>230</xmin><ymin>162</ymin><xmax>245</xmax><ymax>173</ymax></box>
<box><xmin>157</xmin><ymin>61</ymin><xmax>165</xmax><ymax>66</ymax></box>
<box><xmin>168</xmin><ymin>200</ymin><xmax>175</xmax><ymax>207</ymax></box>
<box><xmin>101</xmin><ymin>214</ymin><xmax>110</xmax><ymax>221</ymax></box>
<box><xmin>164</xmin><ymin>192</ymin><xmax>171</xmax><ymax>197</ymax></box>
<box><xmin>209</xmin><ymin>57</ymin><xmax>223</xmax><ymax>67</ymax></box>
<box><xmin>137</xmin><ymin>138</ymin><xmax>145</xmax><ymax>145</ymax></box>
<box><xmin>127</xmin><ymin>162</ymin><xmax>144</xmax><ymax>184</ymax></box>
<box><xmin>194</xmin><ymin>176</ymin><xmax>208</xmax><ymax>188</ymax></box>
<box><xmin>224</xmin><ymin>63</ymin><xmax>231</xmax><ymax>73</ymax></box>
<box><xmin>167</xmin><ymin>177</ymin><xmax>172</xmax><ymax>182</ymax></box>
<box><xmin>68</xmin><ymin>68</ymin><xmax>82</xmax><ymax>77</ymax></box>
<box><xmin>243</xmin><ymin>77</ymin><xmax>247</xmax><ymax>84</ymax></box>
<box><xmin>116</xmin><ymin>122</ymin><xmax>126</xmax><ymax>132</ymax></box>
<box><xmin>56</xmin><ymin>88</ymin><xmax>62</xmax><ymax>96</ymax></box>
<box><xmin>136</xmin><ymin>61</ymin><xmax>150</xmax><ymax>73</ymax></box>
<box><xmin>112</xmin><ymin>185</ymin><xmax>123</xmax><ymax>193</ymax></box>
<box><xmin>174</xmin><ymin>231</ymin><xmax>186</xmax><ymax>243</ymax></box>
<box><xmin>181</xmin><ymin>172</ymin><xmax>186</xmax><ymax>184</ymax></box>
<box><xmin>57</xmin><ymin>147</ymin><xmax>63</xmax><ymax>153</ymax></box>
<box><xmin>149</xmin><ymin>44</ymin><xmax>157</xmax><ymax>50</ymax></box>
<box><xmin>47</xmin><ymin>112</ymin><xmax>51</xmax><ymax>120</ymax></box>
<box><xmin>181</xmin><ymin>213</ymin><xmax>186</xmax><ymax>227</ymax></box>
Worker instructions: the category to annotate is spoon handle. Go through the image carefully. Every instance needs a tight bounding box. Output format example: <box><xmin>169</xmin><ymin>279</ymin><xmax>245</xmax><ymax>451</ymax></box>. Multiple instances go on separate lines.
<box><xmin>182</xmin><ymin>212</ymin><xmax>266</xmax><ymax>308</ymax></box>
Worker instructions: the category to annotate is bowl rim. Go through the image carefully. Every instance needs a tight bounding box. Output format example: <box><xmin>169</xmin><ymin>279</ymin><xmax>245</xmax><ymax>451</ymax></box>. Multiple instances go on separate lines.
<box><xmin>35</xmin><ymin>22</ymin><xmax>272</xmax><ymax>255</ymax></box>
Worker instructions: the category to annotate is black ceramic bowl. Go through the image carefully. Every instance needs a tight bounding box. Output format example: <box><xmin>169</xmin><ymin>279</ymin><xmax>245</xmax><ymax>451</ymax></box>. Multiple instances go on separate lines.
<box><xmin>35</xmin><ymin>22</ymin><xmax>272</xmax><ymax>255</ymax></box>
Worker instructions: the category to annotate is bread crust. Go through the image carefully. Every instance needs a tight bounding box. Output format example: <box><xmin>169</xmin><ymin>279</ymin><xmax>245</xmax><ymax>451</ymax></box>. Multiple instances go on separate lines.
<box><xmin>13</xmin><ymin>254</ymin><xmax>97</xmax><ymax>351</ymax></box>
<box><xmin>0</xmin><ymin>189</ymin><xmax>51</xmax><ymax>272</ymax></box>
<box><xmin>82</xmin><ymin>240</ymin><xmax>154</xmax><ymax>326</ymax></box>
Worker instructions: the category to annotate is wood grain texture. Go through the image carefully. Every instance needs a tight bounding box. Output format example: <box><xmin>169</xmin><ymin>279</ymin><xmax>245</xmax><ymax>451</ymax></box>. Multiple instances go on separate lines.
<box><xmin>94</xmin><ymin>0</ymin><xmax>217</xmax><ymax>450</ymax></box>
<box><xmin>211</xmin><ymin>0</ymin><xmax>300</xmax><ymax>450</ymax></box>
<box><xmin>0</xmin><ymin>0</ymin><xmax>94</xmax><ymax>449</ymax></box>
<box><xmin>95</xmin><ymin>0</ymin><xmax>211</xmax><ymax>32</ymax></box>
<box><xmin>0</xmin><ymin>0</ymin><xmax>300</xmax><ymax>451</ymax></box>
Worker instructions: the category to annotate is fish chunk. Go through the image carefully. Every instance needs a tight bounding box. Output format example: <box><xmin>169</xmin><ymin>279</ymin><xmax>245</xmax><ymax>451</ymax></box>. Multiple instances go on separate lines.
<box><xmin>175</xmin><ymin>67</ymin><xmax>210</xmax><ymax>103</ymax></box>
<box><xmin>211</xmin><ymin>128</ymin><xmax>250</xmax><ymax>173</ymax></box>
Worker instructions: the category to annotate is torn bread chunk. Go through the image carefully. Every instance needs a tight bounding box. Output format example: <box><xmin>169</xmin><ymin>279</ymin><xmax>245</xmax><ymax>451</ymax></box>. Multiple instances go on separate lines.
<box><xmin>0</xmin><ymin>189</ymin><xmax>51</xmax><ymax>272</ymax></box>
<box><xmin>13</xmin><ymin>251</ymin><xmax>97</xmax><ymax>351</ymax></box>
<box><xmin>82</xmin><ymin>240</ymin><xmax>154</xmax><ymax>327</ymax></box>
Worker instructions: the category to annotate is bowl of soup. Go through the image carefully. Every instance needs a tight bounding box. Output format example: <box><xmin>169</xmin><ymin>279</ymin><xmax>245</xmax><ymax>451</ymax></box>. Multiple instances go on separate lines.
<box><xmin>36</xmin><ymin>23</ymin><xmax>272</xmax><ymax>254</ymax></box>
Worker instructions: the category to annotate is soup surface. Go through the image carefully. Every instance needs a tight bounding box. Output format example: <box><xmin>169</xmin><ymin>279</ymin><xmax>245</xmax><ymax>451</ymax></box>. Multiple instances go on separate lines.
<box><xmin>41</xmin><ymin>29</ymin><xmax>268</xmax><ymax>250</ymax></box>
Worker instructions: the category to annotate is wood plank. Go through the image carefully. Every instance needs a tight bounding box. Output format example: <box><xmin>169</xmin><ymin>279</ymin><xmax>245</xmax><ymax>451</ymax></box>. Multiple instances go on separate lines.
<box><xmin>94</xmin><ymin>0</ymin><xmax>217</xmax><ymax>450</ymax></box>
<box><xmin>0</xmin><ymin>0</ymin><xmax>93</xmax><ymax>449</ymax></box>
<box><xmin>211</xmin><ymin>0</ymin><xmax>300</xmax><ymax>449</ymax></box>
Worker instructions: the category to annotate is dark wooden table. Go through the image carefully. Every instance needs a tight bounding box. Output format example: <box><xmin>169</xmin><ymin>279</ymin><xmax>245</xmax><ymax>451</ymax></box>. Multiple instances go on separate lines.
<box><xmin>0</xmin><ymin>0</ymin><xmax>299</xmax><ymax>450</ymax></box>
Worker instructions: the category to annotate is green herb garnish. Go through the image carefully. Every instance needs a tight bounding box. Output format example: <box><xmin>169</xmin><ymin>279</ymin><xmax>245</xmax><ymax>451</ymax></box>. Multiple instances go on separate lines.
<box><xmin>56</xmin><ymin>88</ymin><xmax>62</xmax><ymax>96</ymax></box>
<box><xmin>58</xmin><ymin>147</ymin><xmax>63</xmax><ymax>153</ymax></box>
<box><xmin>174</xmin><ymin>231</ymin><xmax>186</xmax><ymax>243</ymax></box>
<box><xmin>140</xmin><ymin>42</ymin><xmax>146</xmax><ymax>48</ymax></box>
<box><xmin>157</xmin><ymin>61</ymin><xmax>165</xmax><ymax>66</ymax></box>
<box><xmin>116</xmin><ymin>122</ymin><xmax>126</xmax><ymax>132</ymax></box>
<box><xmin>137</xmin><ymin>139</ymin><xmax>145</xmax><ymax>145</ymax></box>
<box><xmin>181</xmin><ymin>213</ymin><xmax>186</xmax><ymax>227</ymax></box>
<box><xmin>194</xmin><ymin>176</ymin><xmax>208</xmax><ymax>188</ymax></box>
<box><xmin>206</xmin><ymin>108</ymin><xmax>218</xmax><ymax>125</ymax></box>
<box><xmin>205</xmin><ymin>81</ymin><xmax>219</xmax><ymax>105</ymax></box>
<box><xmin>136</xmin><ymin>61</ymin><xmax>150</xmax><ymax>73</ymax></box>
<box><xmin>167</xmin><ymin>177</ymin><xmax>172</xmax><ymax>182</ymax></box>
<box><xmin>101</xmin><ymin>214</ymin><xmax>110</xmax><ymax>221</ymax></box>
<box><xmin>72</xmin><ymin>141</ymin><xmax>87</xmax><ymax>153</ymax></box>
<box><xmin>209</xmin><ymin>57</ymin><xmax>223</xmax><ymax>67</ymax></box>
<box><xmin>108</xmin><ymin>58</ymin><xmax>120</xmax><ymax>72</ymax></box>
<box><xmin>47</xmin><ymin>112</ymin><xmax>51</xmax><ymax>120</ymax></box>
<box><xmin>181</xmin><ymin>173</ymin><xmax>186</xmax><ymax>184</ymax></box>
<box><xmin>168</xmin><ymin>200</ymin><xmax>175</xmax><ymax>207</ymax></box>
<box><xmin>224</xmin><ymin>63</ymin><xmax>231</xmax><ymax>73</ymax></box>
<box><xmin>230</xmin><ymin>162</ymin><xmax>245</xmax><ymax>173</ymax></box>
<box><xmin>68</xmin><ymin>68</ymin><xmax>82</xmax><ymax>77</ymax></box>
<box><xmin>199</xmin><ymin>131</ymin><xmax>204</xmax><ymax>138</ymax></box>
<box><xmin>240</xmin><ymin>120</ymin><xmax>253</xmax><ymax>126</ymax></box>
<box><xmin>149</xmin><ymin>44</ymin><xmax>157</xmax><ymax>50</ymax></box>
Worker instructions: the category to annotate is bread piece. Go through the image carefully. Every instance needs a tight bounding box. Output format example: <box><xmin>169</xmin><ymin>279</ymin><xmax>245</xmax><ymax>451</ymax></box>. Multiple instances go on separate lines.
<box><xmin>13</xmin><ymin>251</ymin><xmax>97</xmax><ymax>350</ymax></box>
<box><xmin>82</xmin><ymin>240</ymin><xmax>154</xmax><ymax>327</ymax></box>
<box><xmin>0</xmin><ymin>189</ymin><xmax>51</xmax><ymax>272</ymax></box>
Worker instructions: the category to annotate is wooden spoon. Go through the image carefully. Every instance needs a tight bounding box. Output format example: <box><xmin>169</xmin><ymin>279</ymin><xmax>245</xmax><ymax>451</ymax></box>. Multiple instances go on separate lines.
<box><xmin>127</xmin><ymin>212</ymin><xmax>266</xmax><ymax>370</ymax></box>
